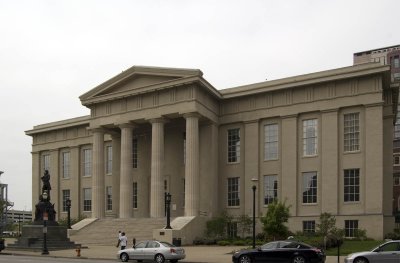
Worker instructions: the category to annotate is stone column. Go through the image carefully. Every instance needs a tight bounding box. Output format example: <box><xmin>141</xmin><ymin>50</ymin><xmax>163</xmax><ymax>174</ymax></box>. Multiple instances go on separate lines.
<box><xmin>150</xmin><ymin>118</ymin><xmax>167</xmax><ymax>218</ymax></box>
<box><xmin>184</xmin><ymin>113</ymin><xmax>200</xmax><ymax>216</ymax></box>
<box><xmin>111</xmin><ymin>134</ymin><xmax>121</xmax><ymax>217</ymax></box>
<box><xmin>92</xmin><ymin>128</ymin><xmax>105</xmax><ymax>219</ymax></box>
<box><xmin>119</xmin><ymin>124</ymin><xmax>135</xmax><ymax>218</ymax></box>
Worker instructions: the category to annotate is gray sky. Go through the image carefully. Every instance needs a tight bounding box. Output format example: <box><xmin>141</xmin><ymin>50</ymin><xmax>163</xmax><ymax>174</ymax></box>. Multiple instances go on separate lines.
<box><xmin>0</xmin><ymin>0</ymin><xmax>399</xmax><ymax>211</ymax></box>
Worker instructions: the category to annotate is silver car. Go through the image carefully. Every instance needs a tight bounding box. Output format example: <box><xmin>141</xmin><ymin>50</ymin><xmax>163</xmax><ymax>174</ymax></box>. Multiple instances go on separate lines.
<box><xmin>117</xmin><ymin>240</ymin><xmax>185</xmax><ymax>263</ymax></box>
<box><xmin>344</xmin><ymin>240</ymin><xmax>400</xmax><ymax>263</ymax></box>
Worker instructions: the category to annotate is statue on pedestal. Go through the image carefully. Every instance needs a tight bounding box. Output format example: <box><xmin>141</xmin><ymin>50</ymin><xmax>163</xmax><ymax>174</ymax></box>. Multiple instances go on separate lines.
<box><xmin>33</xmin><ymin>170</ymin><xmax>57</xmax><ymax>224</ymax></box>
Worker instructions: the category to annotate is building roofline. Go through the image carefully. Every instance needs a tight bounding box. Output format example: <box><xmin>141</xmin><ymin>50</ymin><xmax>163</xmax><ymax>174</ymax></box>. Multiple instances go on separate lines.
<box><xmin>353</xmin><ymin>44</ymin><xmax>400</xmax><ymax>56</ymax></box>
<box><xmin>25</xmin><ymin>115</ymin><xmax>91</xmax><ymax>136</ymax></box>
<box><xmin>220</xmin><ymin>63</ymin><xmax>390</xmax><ymax>98</ymax></box>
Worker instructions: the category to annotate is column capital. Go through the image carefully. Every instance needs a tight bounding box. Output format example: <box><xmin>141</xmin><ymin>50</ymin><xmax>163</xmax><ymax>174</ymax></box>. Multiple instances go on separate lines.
<box><xmin>116</xmin><ymin>122</ymin><xmax>137</xmax><ymax>129</ymax></box>
<box><xmin>148</xmin><ymin>117</ymin><xmax>169</xmax><ymax>124</ymax></box>
<box><xmin>183</xmin><ymin>112</ymin><xmax>201</xmax><ymax>119</ymax></box>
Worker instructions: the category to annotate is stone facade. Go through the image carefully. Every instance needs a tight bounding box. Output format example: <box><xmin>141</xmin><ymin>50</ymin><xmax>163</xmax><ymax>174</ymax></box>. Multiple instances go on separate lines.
<box><xmin>26</xmin><ymin>63</ymin><xmax>397</xmax><ymax>239</ymax></box>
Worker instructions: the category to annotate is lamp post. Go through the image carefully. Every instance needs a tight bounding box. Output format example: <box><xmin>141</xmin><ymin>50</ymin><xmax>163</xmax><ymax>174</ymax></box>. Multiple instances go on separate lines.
<box><xmin>42</xmin><ymin>190</ymin><xmax>49</xmax><ymax>255</ymax></box>
<box><xmin>165</xmin><ymin>193</ymin><xmax>172</xmax><ymax>229</ymax></box>
<box><xmin>66</xmin><ymin>198</ymin><xmax>71</xmax><ymax>229</ymax></box>
<box><xmin>251</xmin><ymin>178</ymin><xmax>258</xmax><ymax>249</ymax></box>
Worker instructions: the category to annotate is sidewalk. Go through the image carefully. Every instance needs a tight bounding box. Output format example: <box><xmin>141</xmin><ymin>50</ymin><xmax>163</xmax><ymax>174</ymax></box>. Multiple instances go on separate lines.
<box><xmin>4</xmin><ymin>240</ymin><xmax>345</xmax><ymax>263</ymax></box>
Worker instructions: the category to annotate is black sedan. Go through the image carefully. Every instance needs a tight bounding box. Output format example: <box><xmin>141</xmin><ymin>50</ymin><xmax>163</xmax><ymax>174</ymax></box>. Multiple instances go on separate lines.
<box><xmin>232</xmin><ymin>240</ymin><xmax>326</xmax><ymax>263</ymax></box>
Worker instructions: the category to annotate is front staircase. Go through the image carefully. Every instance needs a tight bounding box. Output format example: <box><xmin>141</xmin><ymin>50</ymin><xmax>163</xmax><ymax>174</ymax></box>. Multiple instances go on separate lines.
<box><xmin>69</xmin><ymin>218</ymin><xmax>166</xmax><ymax>246</ymax></box>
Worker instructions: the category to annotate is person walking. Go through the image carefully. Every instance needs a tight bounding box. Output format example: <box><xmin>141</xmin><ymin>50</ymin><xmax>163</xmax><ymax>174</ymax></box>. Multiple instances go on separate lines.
<box><xmin>116</xmin><ymin>230</ymin><xmax>122</xmax><ymax>247</ymax></box>
<box><xmin>118</xmin><ymin>232</ymin><xmax>128</xmax><ymax>250</ymax></box>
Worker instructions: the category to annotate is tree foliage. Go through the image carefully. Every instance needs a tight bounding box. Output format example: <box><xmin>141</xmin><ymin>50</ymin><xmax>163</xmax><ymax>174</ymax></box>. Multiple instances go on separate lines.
<box><xmin>317</xmin><ymin>212</ymin><xmax>336</xmax><ymax>236</ymax></box>
<box><xmin>237</xmin><ymin>214</ymin><xmax>252</xmax><ymax>237</ymax></box>
<box><xmin>260</xmin><ymin>200</ymin><xmax>291</xmax><ymax>240</ymax></box>
<box><xmin>205</xmin><ymin>211</ymin><xmax>233</xmax><ymax>238</ymax></box>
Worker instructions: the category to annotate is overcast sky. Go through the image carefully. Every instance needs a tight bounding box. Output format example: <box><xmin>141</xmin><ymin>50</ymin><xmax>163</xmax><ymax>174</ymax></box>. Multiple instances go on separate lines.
<box><xmin>0</xmin><ymin>0</ymin><xmax>399</xmax><ymax>211</ymax></box>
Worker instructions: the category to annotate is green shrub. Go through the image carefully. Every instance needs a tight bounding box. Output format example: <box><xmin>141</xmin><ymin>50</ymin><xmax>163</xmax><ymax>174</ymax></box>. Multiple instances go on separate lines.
<box><xmin>232</xmin><ymin>240</ymin><xmax>247</xmax><ymax>246</ymax></box>
<box><xmin>217</xmin><ymin>240</ymin><xmax>231</xmax><ymax>246</ymax></box>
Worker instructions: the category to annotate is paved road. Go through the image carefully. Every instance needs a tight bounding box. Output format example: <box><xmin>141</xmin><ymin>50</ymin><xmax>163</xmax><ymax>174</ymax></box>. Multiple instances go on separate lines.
<box><xmin>0</xmin><ymin>254</ymin><xmax>113</xmax><ymax>263</ymax></box>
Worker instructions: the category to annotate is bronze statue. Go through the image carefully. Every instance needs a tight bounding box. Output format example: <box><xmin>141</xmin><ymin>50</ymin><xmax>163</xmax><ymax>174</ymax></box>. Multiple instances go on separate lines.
<box><xmin>41</xmin><ymin>170</ymin><xmax>51</xmax><ymax>199</ymax></box>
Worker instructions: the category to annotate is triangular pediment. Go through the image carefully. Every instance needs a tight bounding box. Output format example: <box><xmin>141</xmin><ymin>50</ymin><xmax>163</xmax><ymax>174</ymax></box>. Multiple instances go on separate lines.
<box><xmin>80</xmin><ymin>65</ymin><xmax>205</xmax><ymax>105</ymax></box>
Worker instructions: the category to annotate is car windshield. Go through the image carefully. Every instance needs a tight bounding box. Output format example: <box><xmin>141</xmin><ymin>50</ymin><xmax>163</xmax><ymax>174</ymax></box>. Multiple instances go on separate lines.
<box><xmin>160</xmin><ymin>241</ymin><xmax>174</xmax><ymax>247</ymax></box>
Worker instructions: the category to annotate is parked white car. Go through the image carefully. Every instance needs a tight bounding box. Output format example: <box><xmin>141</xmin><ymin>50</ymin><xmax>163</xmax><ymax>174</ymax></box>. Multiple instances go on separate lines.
<box><xmin>117</xmin><ymin>240</ymin><xmax>185</xmax><ymax>263</ymax></box>
<box><xmin>344</xmin><ymin>240</ymin><xmax>400</xmax><ymax>263</ymax></box>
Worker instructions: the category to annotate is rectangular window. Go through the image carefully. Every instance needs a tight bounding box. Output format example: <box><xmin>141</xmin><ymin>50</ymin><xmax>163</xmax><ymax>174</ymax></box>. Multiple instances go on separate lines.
<box><xmin>303</xmin><ymin>119</ymin><xmax>318</xmax><ymax>156</ymax></box>
<box><xmin>83</xmin><ymin>188</ymin><xmax>92</xmax><ymax>212</ymax></box>
<box><xmin>227</xmin><ymin>177</ymin><xmax>240</xmax><ymax>207</ymax></box>
<box><xmin>133</xmin><ymin>182</ymin><xmax>138</xmax><ymax>209</ymax></box>
<box><xmin>43</xmin><ymin>154</ymin><xmax>50</xmax><ymax>173</ymax></box>
<box><xmin>132</xmin><ymin>137</ymin><xmax>138</xmax><ymax>169</ymax></box>
<box><xmin>302</xmin><ymin>172</ymin><xmax>317</xmax><ymax>204</ymax></box>
<box><xmin>106</xmin><ymin>146</ymin><xmax>112</xmax><ymax>174</ymax></box>
<box><xmin>83</xmin><ymin>149</ymin><xmax>92</xmax><ymax>177</ymax></box>
<box><xmin>394</xmin><ymin>56</ymin><xmax>400</xmax><ymax>68</ymax></box>
<box><xmin>62</xmin><ymin>152</ymin><xmax>70</xmax><ymax>179</ymax></box>
<box><xmin>395</xmin><ymin>106</ymin><xmax>400</xmax><ymax>139</ymax></box>
<box><xmin>264</xmin><ymin>124</ymin><xmax>279</xmax><ymax>160</ymax></box>
<box><xmin>394</xmin><ymin>174</ymin><xmax>400</xmax><ymax>186</ymax></box>
<box><xmin>228</xmin><ymin>129</ymin><xmax>240</xmax><ymax>163</ymax></box>
<box><xmin>227</xmin><ymin>222</ymin><xmax>238</xmax><ymax>238</ymax></box>
<box><xmin>302</xmin><ymin>220</ymin><xmax>315</xmax><ymax>233</ymax></box>
<box><xmin>106</xmin><ymin>186</ymin><xmax>112</xmax><ymax>211</ymax></box>
<box><xmin>264</xmin><ymin>175</ymin><xmax>278</xmax><ymax>205</ymax></box>
<box><xmin>345</xmin><ymin>220</ymin><xmax>358</xmax><ymax>238</ymax></box>
<box><xmin>62</xmin><ymin>189</ymin><xmax>70</xmax><ymax>212</ymax></box>
<box><xmin>344</xmin><ymin>113</ymin><xmax>360</xmax><ymax>152</ymax></box>
<box><xmin>394</xmin><ymin>154</ymin><xmax>400</xmax><ymax>166</ymax></box>
<box><xmin>344</xmin><ymin>169</ymin><xmax>360</xmax><ymax>202</ymax></box>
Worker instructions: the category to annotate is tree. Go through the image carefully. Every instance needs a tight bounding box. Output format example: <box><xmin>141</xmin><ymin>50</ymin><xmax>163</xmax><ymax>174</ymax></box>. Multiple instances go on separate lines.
<box><xmin>205</xmin><ymin>211</ymin><xmax>233</xmax><ymax>239</ymax></box>
<box><xmin>237</xmin><ymin>214</ymin><xmax>252</xmax><ymax>237</ymax></box>
<box><xmin>317</xmin><ymin>212</ymin><xmax>336</xmax><ymax>236</ymax></box>
<box><xmin>260</xmin><ymin>200</ymin><xmax>291</xmax><ymax>240</ymax></box>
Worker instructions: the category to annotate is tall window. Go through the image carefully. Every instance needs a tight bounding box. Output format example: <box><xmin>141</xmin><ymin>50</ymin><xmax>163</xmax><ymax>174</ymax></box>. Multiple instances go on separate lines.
<box><xmin>302</xmin><ymin>221</ymin><xmax>315</xmax><ymax>233</ymax></box>
<box><xmin>394</xmin><ymin>55</ymin><xmax>400</xmax><ymax>68</ymax></box>
<box><xmin>62</xmin><ymin>189</ymin><xmax>70</xmax><ymax>212</ymax></box>
<box><xmin>227</xmin><ymin>222</ymin><xmax>238</xmax><ymax>238</ymax></box>
<box><xmin>106</xmin><ymin>186</ymin><xmax>112</xmax><ymax>211</ymax></box>
<box><xmin>345</xmin><ymin>220</ymin><xmax>358</xmax><ymax>238</ymax></box>
<box><xmin>133</xmin><ymin>182</ymin><xmax>138</xmax><ymax>209</ymax></box>
<box><xmin>344</xmin><ymin>169</ymin><xmax>360</xmax><ymax>202</ymax></box>
<box><xmin>83</xmin><ymin>188</ymin><xmax>92</xmax><ymax>212</ymax></box>
<box><xmin>182</xmin><ymin>178</ymin><xmax>185</xmax><ymax>208</ymax></box>
<box><xmin>394</xmin><ymin>154</ymin><xmax>400</xmax><ymax>166</ymax></box>
<box><xmin>302</xmin><ymin>172</ymin><xmax>317</xmax><ymax>204</ymax></box>
<box><xmin>303</xmin><ymin>119</ymin><xmax>318</xmax><ymax>156</ymax></box>
<box><xmin>264</xmin><ymin>175</ymin><xmax>278</xmax><ymax>205</ymax></box>
<box><xmin>83</xmin><ymin>149</ymin><xmax>92</xmax><ymax>177</ymax></box>
<box><xmin>394</xmin><ymin>174</ymin><xmax>400</xmax><ymax>186</ymax></box>
<box><xmin>62</xmin><ymin>152</ymin><xmax>70</xmax><ymax>179</ymax></box>
<box><xmin>344</xmin><ymin>113</ymin><xmax>360</xmax><ymax>152</ymax></box>
<box><xmin>264</xmin><ymin>124</ymin><xmax>278</xmax><ymax>160</ymax></box>
<box><xmin>132</xmin><ymin>137</ymin><xmax>138</xmax><ymax>168</ymax></box>
<box><xmin>228</xmin><ymin>129</ymin><xmax>240</xmax><ymax>163</ymax></box>
<box><xmin>227</xmin><ymin>177</ymin><xmax>240</xmax><ymax>207</ymax></box>
<box><xmin>43</xmin><ymin>154</ymin><xmax>50</xmax><ymax>173</ymax></box>
<box><xmin>183</xmin><ymin>132</ymin><xmax>186</xmax><ymax>165</ymax></box>
<box><xmin>395</xmin><ymin>106</ymin><xmax>400</xmax><ymax>139</ymax></box>
<box><xmin>106</xmin><ymin>146</ymin><xmax>112</xmax><ymax>174</ymax></box>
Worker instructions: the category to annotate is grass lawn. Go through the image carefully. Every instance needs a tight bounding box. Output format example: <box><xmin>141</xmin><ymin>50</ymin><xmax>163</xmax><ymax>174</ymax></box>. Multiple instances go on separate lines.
<box><xmin>325</xmin><ymin>240</ymin><xmax>383</xmax><ymax>256</ymax></box>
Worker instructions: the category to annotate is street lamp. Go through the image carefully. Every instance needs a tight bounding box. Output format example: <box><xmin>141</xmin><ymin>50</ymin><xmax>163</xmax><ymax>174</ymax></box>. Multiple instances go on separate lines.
<box><xmin>66</xmin><ymin>198</ymin><xmax>71</xmax><ymax>229</ymax></box>
<box><xmin>42</xmin><ymin>190</ymin><xmax>49</xmax><ymax>255</ymax></box>
<box><xmin>251</xmin><ymin>178</ymin><xmax>258</xmax><ymax>249</ymax></box>
<box><xmin>165</xmin><ymin>193</ymin><xmax>172</xmax><ymax>229</ymax></box>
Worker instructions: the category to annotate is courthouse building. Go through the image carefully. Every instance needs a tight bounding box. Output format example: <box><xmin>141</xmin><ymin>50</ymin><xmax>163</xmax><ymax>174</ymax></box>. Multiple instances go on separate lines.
<box><xmin>26</xmin><ymin>63</ymin><xmax>397</xmax><ymax>240</ymax></box>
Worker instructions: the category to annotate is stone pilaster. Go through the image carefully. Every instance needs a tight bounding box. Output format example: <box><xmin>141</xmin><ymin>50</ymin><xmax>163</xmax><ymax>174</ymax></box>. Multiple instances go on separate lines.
<box><xmin>91</xmin><ymin>128</ymin><xmax>105</xmax><ymax>219</ymax></box>
<box><xmin>150</xmin><ymin>118</ymin><xmax>168</xmax><ymax>218</ymax></box>
<box><xmin>184</xmin><ymin>113</ymin><xmax>200</xmax><ymax>216</ymax></box>
<box><xmin>119</xmin><ymin>124</ymin><xmax>135</xmax><ymax>218</ymax></box>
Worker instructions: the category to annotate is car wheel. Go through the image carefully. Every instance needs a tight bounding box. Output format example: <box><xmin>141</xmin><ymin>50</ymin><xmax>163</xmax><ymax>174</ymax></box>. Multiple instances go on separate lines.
<box><xmin>354</xmin><ymin>257</ymin><xmax>369</xmax><ymax>263</ymax></box>
<box><xmin>120</xmin><ymin>252</ymin><xmax>129</xmax><ymax>262</ymax></box>
<box><xmin>239</xmin><ymin>255</ymin><xmax>252</xmax><ymax>263</ymax></box>
<box><xmin>292</xmin><ymin>255</ymin><xmax>306</xmax><ymax>263</ymax></box>
<box><xmin>155</xmin><ymin>253</ymin><xmax>165</xmax><ymax>263</ymax></box>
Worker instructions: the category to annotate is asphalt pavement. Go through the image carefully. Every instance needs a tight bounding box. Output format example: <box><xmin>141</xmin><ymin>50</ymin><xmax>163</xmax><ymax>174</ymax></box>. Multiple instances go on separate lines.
<box><xmin>3</xmin><ymin>239</ymin><xmax>346</xmax><ymax>263</ymax></box>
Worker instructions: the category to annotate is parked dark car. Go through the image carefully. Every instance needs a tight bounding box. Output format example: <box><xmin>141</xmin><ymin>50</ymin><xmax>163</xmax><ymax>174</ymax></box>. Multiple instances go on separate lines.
<box><xmin>232</xmin><ymin>240</ymin><xmax>326</xmax><ymax>263</ymax></box>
